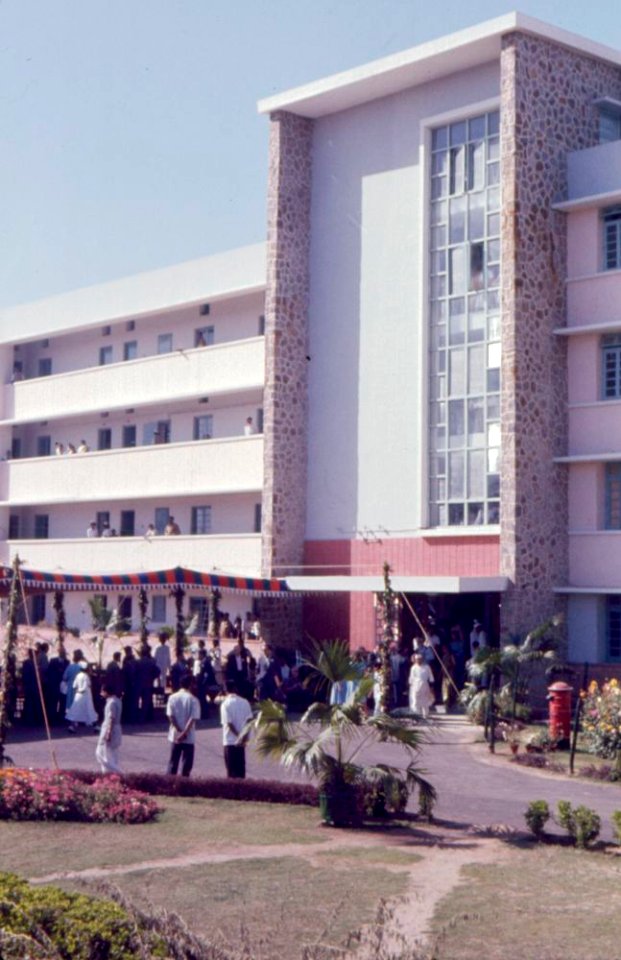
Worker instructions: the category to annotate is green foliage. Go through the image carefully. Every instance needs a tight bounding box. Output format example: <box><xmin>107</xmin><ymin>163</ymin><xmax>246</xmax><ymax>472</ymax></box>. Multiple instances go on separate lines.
<box><xmin>249</xmin><ymin>640</ymin><xmax>436</xmax><ymax>826</ymax></box>
<box><xmin>524</xmin><ymin>799</ymin><xmax>550</xmax><ymax>840</ymax></box>
<box><xmin>611</xmin><ymin>810</ymin><xmax>621</xmax><ymax>845</ymax></box>
<box><xmin>556</xmin><ymin>801</ymin><xmax>601</xmax><ymax>849</ymax></box>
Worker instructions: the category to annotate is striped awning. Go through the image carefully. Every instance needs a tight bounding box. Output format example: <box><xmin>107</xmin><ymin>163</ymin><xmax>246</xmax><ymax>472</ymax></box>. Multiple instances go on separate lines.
<box><xmin>0</xmin><ymin>564</ymin><xmax>289</xmax><ymax>597</ymax></box>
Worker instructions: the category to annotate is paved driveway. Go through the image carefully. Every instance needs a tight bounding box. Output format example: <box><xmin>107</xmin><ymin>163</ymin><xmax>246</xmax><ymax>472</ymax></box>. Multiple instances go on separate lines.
<box><xmin>6</xmin><ymin>715</ymin><xmax>621</xmax><ymax>839</ymax></box>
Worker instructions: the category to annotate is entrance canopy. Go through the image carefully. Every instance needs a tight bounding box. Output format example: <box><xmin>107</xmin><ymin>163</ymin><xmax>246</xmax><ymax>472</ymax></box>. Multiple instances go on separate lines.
<box><xmin>0</xmin><ymin>564</ymin><xmax>290</xmax><ymax>597</ymax></box>
<box><xmin>284</xmin><ymin>575</ymin><xmax>509</xmax><ymax>594</ymax></box>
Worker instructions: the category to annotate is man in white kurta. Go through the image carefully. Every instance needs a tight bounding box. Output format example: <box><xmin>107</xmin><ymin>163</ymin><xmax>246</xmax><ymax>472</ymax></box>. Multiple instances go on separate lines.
<box><xmin>220</xmin><ymin>681</ymin><xmax>253</xmax><ymax>778</ymax></box>
<box><xmin>96</xmin><ymin>684</ymin><xmax>123</xmax><ymax>773</ymax></box>
<box><xmin>408</xmin><ymin>654</ymin><xmax>435</xmax><ymax>719</ymax></box>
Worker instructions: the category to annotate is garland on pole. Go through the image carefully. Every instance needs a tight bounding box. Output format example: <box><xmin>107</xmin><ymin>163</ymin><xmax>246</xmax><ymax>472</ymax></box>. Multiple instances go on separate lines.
<box><xmin>53</xmin><ymin>590</ymin><xmax>66</xmax><ymax>648</ymax></box>
<box><xmin>172</xmin><ymin>586</ymin><xmax>186</xmax><ymax>660</ymax></box>
<box><xmin>0</xmin><ymin>556</ymin><xmax>22</xmax><ymax>767</ymax></box>
<box><xmin>375</xmin><ymin>561</ymin><xmax>395</xmax><ymax>714</ymax></box>
<box><xmin>138</xmin><ymin>588</ymin><xmax>149</xmax><ymax>647</ymax></box>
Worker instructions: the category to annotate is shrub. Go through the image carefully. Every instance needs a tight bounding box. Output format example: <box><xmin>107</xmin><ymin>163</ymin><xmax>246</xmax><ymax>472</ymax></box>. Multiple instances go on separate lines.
<box><xmin>612</xmin><ymin>810</ymin><xmax>621</xmax><ymax>845</ymax></box>
<box><xmin>0</xmin><ymin>770</ymin><xmax>158</xmax><ymax>824</ymax></box>
<box><xmin>556</xmin><ymin>800</ymin><xmax>601</xmax><ymax>849</ymax></box>
<box><xmin>524</xmin><ymin>799</ymin><xmax>550</xmax><ymax>840</ymax></box>
<box><xmin>64</xmin><ymin>769</ymin><xmax>319</xmax><ymax>806</ymax></box>
<box><xmin>580</xmin><ymin>678</ymin><xmax>621</xmax><ymax>759</ymax></box>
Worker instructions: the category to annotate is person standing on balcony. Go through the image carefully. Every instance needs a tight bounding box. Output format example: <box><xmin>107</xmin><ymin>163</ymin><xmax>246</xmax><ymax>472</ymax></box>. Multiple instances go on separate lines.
<box><xmin>77</xmin><ymin>439</ymin><xmax>89</xmax><ymax>453</ymax></box>
<box><xmin>54</xmin><ymin>442</ymin><xmax>64</xmax><ymax>455</ymax></box>
<box><xmin>244</xmin><ymin>416</ymin><xmax>255</xmax><ymax>436</ymax></box>
<box><xmin>164</xmin><ymin>516</ymin><xmax>181</xmax><ymax>535</ymax></box>
<box><xmin>86</xmin><ymin>522</ymin><xmax>99</xmax><ymax>538</ymax></box>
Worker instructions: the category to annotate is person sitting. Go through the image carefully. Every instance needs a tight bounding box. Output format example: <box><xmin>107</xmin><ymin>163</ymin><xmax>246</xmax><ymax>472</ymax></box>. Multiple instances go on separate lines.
<box><xmin>67</xmin><ymin>443</ymin><xmax>77</xmax><ymax>455</ymax></box>
<box><xmin>164</xmin><ymin>516</ymin><xmax>181</xmax><ymax>535</ymax></box>
<box><xmin>77</xmin><ymin>439</ymin><xmax>89</xmax><ymax>453</ymax></box>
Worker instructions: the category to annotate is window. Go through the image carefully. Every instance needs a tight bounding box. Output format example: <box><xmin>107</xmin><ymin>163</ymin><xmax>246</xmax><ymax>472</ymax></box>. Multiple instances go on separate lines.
<box><xmin>157</xmin><ymin>333</ymin><xmax>173</xmax><ymax>354</ymax></box>
<box><xmin>144</xmin><ymin>420</ymin><xmax>170</xmax><ymax>445</ymax></box>
<box><xmin>193</xmin><ymin>415</ymin><xmax>213</xmax><ymax>440</ymax></box>
<box><xmin>99</xmin><ymin>346</ymin><xmax>113</xmax><ymax>366</ymax></box>
<box><xmin>118</xmin><ymin>597</ymin><xmax>132</xmax><ymax>626</ymax></box>
<box><xmin>200</xmin><ymin>303</ymin><xmax>210</xmax><ymax>316</ymax></box>
<box><xmin>120</xmin><ymin>510</ymin><xmax>135</xmax><ymax>536</ymax></box>
<box><xmin>603</xmin><ymin>206</ymin><xmax>621</xmax><ymax>270</ymax></box>
<box><xmin>126</xmin><ymin>320</ymin><xmax>136</xmax><ymax>332</ymax></box>
<box><xmin>98</xmin><ymin>428</ymin><xmax>112</xmax><ymax>451</ymax></box>
<box><xmin>154</xmin><ymin>507</ymin><xmax>170</xmax><ymax>535</ymax></box>
<box><xmin>600</xmin><ymin>108</ymin><xmax>621</xmax><ymax>144</ymax></box>
<box><xmin>606</xmin><ymin>464</ymin><xmax>621</xmax><ymax>529</ymax></box>
<box><xmin>606</xmin><ymin>596</ymin><xmax>621</xmax><ymax>661</ymax></box>
<box><xmin>102</xmin><ymin>325</ymin><xmax>111</xmax><ymax>336</ymax></box>
<box><xmin>258</xmin><ymin>315</ymin><xmax>266</xmax><ymax>335</ymax></box>
<box><xmin>36</xmin><ymin>436</ymin><xmax>51</xmax><ymax>457</ymax></box>
<box><xmin>254</xmin><ymin>503</ymin><xmax>262</xmax><ymax>533</ymax></box>
<box><xmin>602</xmin><ymin>334</ymin><xmax>621</xmax><ymax>398</ymax></box>
<box><xmin>191</xmin><ymin>505</ymin><xmax>212</xmax><ymax>534</ymax></box>
<box><xmin>122</xmin><ymin>424</ymin><xmax>136</xmax><ymax>448</ymax></box>
<box><xmin>96</xmin><ymin>511</ymin><xmax>110</xmax><ymax>535</ymax></box>
<box><xmin>34</xmin><ymin>514</ymin><xmax>49</xmax><ymax>539</ymax></box>
<box><xmin>38</xmin><ymin>358</ymin><xmax>52</xmax><ymax>377</ymax></box>
<box><xmin>428</xmin><ymin>110</ymin><xmax>501</xmax><ymax>528</ymax></box>
<box><xmin>11</xmin><ymin>438</ymin><xmax>21</xmax><ymax>460</ymax></box>
<box><xmin>151</xmin><ymin>595</ymin><xmax>167</xmax><ymax>622</ymax></box>
<box><xmin>188</xmin><ymin>596</ymin><xmax>209</xmax><ymax>632</ymax></box>
<box><xmin>8</xmin><ymin>515</ymin><xmax>19</xmax><ymax>539</ymax></box>
<box><xmin>195</xmin><ymin>326</ymin><xmax>214</xmax><ymax>347</ymax></box>
<box><xmin>123</xmin><ymin>341</ymin><xmax>137</xmax><ymax>361</ymax></box>
<box><xmin>256</xmin><ymin>408</ymin><xmax>264</xmax><ymax>433</ymax></box>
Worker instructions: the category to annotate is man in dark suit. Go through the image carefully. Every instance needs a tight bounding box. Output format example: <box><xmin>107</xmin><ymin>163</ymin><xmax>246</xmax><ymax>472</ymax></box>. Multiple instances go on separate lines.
<box><xmin>225</xmin><ymin>640</ymin><xmax>253</xmax><ymax>701</ymax></box>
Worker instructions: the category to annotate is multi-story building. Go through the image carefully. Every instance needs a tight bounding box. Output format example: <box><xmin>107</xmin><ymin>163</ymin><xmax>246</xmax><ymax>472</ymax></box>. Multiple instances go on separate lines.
<box><xmin>4</xmin><ymin>12</ymin><xmax>621</xmax><ymax>669</ymax></box>
<box><xmin>0</xmin><ymin>244</ymin><xmax>266</xmax><ymax>630</ymax></box>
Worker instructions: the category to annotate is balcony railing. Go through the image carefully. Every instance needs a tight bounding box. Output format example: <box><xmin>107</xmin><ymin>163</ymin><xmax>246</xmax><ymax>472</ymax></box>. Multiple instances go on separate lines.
<box><xmin>1</xmin><ymin>533</ymin><xmax>262</xmax><ymax>576</ymax></box>
<box><xmin>0</xmin><ymin>436</ymin><xmax>263</xmax><ymax>505</ymax></box>
<box><xmin>2</xmin><ymin>337</ymin><xmax>265</xmax><ymax>423</ymax></box>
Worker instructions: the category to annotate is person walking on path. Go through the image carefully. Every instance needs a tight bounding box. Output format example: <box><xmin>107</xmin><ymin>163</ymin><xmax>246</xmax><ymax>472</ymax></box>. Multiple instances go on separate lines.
<box><xmin>220</xmin><ymin>681</ymin><xmax>253</xmax><ymax>778</ymax></box>
<box><xmin>96</xmin><ymin>683</ymin><xmax>123</xmax><ymax>773</ymax></box>
<box><xmin>166</xmin><ymin>674</ymin><xmax>200</xmax><ymax>777</ymax></box>
<box><xmin>66</xmin><ymin>663</ymin><xmax>98</xmax><ymax>732</ymax></box>
<box><xmin>408</xmin><ymin>653</ymin><xmax>435</xmax><ymax>719</ymax></box>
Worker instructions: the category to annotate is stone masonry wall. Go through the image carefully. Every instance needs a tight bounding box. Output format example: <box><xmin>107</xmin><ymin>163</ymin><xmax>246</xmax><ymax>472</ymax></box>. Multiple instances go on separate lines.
<box><xmin>500</xmin><ymin>33</ymin><xmax>621</xmax><ymax>640</ymax></box>
<box><xmin>260</xmin><ymin>110</ymin><xmax>314</xmax><ymax>647</ymax></box>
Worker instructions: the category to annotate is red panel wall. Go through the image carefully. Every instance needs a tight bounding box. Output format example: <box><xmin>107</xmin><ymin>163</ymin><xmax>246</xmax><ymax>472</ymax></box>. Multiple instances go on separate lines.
<box><xmin>302</xmin><ymin>536</ymin><xmax>500</xmax><ymax>647</ymax></box>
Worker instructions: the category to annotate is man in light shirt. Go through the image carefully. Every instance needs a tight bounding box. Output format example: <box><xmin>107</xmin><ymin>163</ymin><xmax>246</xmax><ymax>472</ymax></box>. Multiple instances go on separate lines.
<box><xmin>95</xmin><ymin>682</ymin><xmax>122</xmax><ymax>774</ymax></box>
<box><xmin>154</xmin><ymin>631</ymin><xmax>172</xmax><ymax>689</ymax></box>
<box><xmin>220</xmin><ymin>681</ymin><xmax>253</xmax><ymax>779</ymax></box>
<box><xmin>166</xmin><ymin>674</ymin><xmax>200</xmax><ymax>777</ymax></box>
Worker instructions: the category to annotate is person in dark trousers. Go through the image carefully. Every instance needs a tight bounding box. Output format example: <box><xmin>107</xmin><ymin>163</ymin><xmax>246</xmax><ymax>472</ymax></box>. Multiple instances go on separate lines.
<box><xmin>220</xmin><ymin>681</ymin><xmax>253</xmax><ymax>778</ymax></box>
<box><xmin>166</xmin><ymin>674</ymin><xmax>200</xmax><ymax>777</ymax></box>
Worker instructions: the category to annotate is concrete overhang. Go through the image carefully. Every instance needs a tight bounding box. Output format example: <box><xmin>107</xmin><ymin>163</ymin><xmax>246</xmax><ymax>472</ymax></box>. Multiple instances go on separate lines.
<box><xmin>258</xmin><ymin>12</ymin><xmax>621</xmax><ymax>120</ymax></box>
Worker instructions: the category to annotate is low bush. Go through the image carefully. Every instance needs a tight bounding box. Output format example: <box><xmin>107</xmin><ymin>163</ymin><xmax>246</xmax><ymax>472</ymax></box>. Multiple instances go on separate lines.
<box><xmin>556</xmin><ymin>800</ymin><xmax>601</xmax><ymax>849</ymax></box>
<box><xmin>512</xmin><ymin>753</ymin><xmax>565</xmax><ymax>773</ymax></box>
<box><xmin>0</xmin><ymin>770</ymin><xmax>158</xmax><ymax>823</ymax></box>
<box><xmin>612</xmin><ymin>810</ymin><xmax>621</xmax><ymax>845</ymax></box>
<box><xmin>524</xmin><ymin>799</ymin><xmax>550</xmax><ymax>840</ymax></box>
<box><xmin>65</xmin><ymin>768</ymin><xmax>319</xmax><ymax>806</ymax></box>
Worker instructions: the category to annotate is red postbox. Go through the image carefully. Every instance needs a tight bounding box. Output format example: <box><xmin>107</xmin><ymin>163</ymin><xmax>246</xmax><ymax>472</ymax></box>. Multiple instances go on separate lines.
<box><xmin>548</xmin><ymin>681</ymin><xmax>572</xmax><ymax>745</ymax></box>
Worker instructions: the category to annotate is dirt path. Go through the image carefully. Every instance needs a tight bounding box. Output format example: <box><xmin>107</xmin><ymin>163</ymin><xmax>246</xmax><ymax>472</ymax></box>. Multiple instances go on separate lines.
<box><xmin>33</xmin><ymin>821</ymin><xmax>509</xmax><ymax>950</ymax></box>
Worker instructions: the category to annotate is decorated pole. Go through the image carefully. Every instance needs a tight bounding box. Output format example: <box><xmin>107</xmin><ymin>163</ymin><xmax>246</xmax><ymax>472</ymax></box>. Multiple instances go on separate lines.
<box><xmin>208</xmin><ymin>588</ymin><xmax>221</xmax><ymax>638</ymax></box>
<box><xmin>53</xmin><ymin>590</ymin><xmax>66</xmax><ymax>648</ymax></box>
<box><xmin>0</xmin><ymin>555</ymin><xmax>22</xmax><ymax>767</ymax></box>
<box><xmin>172</xmin><ymin>586</ymin><xmax>186</xmax><ymax>660</ymax></box>
<box><xmin>138</xmin><ymin>588</ymin><xmax>149</xmax><ymax>647</ymax></box>
<box><xmin>375</xmin><ymin>562</ymin><xmax>395</xmax><ymax>714</ymax></box>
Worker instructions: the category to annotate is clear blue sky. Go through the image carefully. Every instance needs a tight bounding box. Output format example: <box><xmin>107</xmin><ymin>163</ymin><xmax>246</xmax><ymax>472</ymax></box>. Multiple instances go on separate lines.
<box><xmin>1</xmin><ymin>0</ymin><xmax>620</xmax><ymax>308</ymax></box>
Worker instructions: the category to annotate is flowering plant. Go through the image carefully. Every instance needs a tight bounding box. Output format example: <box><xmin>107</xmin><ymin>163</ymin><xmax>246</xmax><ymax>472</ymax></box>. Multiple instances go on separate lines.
<box><xmin>0</xmin><ymin>769</ymin><xmax>159</xmax><ymax>823</ymax></box>
<box><xmin>581</xmin><ymin>678</ymin><xmax>621</xmax><ymax>759</ymax></box>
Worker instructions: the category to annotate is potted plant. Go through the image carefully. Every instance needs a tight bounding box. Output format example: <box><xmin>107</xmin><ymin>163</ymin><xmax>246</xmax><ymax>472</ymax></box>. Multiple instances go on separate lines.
<box><xmin>248</xmin><ymin>640</ymin><xmax>436</xmax><ymax>827</ymax></box>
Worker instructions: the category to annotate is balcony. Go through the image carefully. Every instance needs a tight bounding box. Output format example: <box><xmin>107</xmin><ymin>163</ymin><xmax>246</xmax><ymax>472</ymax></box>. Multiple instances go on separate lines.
<box><xmin>1</xmin><ymin>533</ymin><xmax>262</xmax><ymax>576</ymax></box>
<box><xmin>567</xmin><ymin>139</ymin><xmax>621</xmax><ymax>204</ymax></box>
<box><xmin>567</xmin><ymin>270</ymin><xmax>621</xmax><ymax>329</ymax></box>
<box><xmin>569</xmin><ymin>531</ymin><xmax>621</xmax><ymax>588</ymax></box>
<box><xmin>2</xmin><ymin>338</ymin><xmax>265</xmax><ymax>424</ymax></box>
<box><xmin>0</xmin><ymin>436</ymin><xmax>263</xmax><ymax>505</ymax></box>
<box><xmin>569</xmin><ymin>402</ymin><xmax>621</xmax><ymax>456</ymax></box>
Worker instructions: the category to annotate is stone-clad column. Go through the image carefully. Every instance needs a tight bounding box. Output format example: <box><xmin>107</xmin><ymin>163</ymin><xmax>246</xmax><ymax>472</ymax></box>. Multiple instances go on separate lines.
<box><xmin>500</xmin><ymin>32</ymin><xmax>621</xmax><ymax>639</ymax></box>
<box><xmin>260</xmin><ymin>110</ymin><xmax>313</xmax><ymax>646</ymax></box>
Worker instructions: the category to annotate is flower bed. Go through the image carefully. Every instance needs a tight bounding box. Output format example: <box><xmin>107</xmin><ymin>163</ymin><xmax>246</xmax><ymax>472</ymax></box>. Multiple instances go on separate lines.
<box><xmin>0</xmin><ymin>769</ymin><xmax>159</xmax><ymax>823</ymax></box>
<box><xmin>581</xmin><ymin>678</ymin><xmax>621</xmax><ymax>759</ymax></box>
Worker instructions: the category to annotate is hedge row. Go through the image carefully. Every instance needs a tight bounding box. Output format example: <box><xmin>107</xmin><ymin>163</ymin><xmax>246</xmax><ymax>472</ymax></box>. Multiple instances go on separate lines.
<box><xmin>64</xmin><ymin>769</ymin><xmax>319</xmax><ymax>806</ymax></box>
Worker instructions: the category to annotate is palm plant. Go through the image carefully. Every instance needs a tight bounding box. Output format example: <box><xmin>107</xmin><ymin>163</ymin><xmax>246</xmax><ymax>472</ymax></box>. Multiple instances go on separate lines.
<box><xmin>248</xmin><ymin>639</ymin><xmax>436</xmax><ymax>825</ymax></box>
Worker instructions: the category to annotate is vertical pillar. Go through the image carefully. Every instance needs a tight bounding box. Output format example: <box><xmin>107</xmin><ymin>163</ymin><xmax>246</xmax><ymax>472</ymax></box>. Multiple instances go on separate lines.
<box><xmin>261</xmin><ymin>110</ymin><xmax>313</xmax><ymax>648</ymax></box>
<box><xmin>500</xmin><ymin>33</ymin><xmax>621</xmax><ymax>639</ymax></box>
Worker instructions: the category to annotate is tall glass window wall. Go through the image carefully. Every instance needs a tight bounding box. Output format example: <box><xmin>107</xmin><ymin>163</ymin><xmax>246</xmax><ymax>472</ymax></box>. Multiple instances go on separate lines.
<box><xmin>428</xmin><ymin>110</ymin><xmax>501</xmax><ymax>527</ymax></box>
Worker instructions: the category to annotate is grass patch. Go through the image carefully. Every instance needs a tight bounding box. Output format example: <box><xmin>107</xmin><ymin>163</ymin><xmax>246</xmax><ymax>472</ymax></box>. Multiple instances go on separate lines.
<box><xmin>315</xmin><ymin>846</ymin><xmax>422</xmax><ymax>868</ymax></box>
<box><xmin>430</xmin><ymin>846</ymin><xmax>621</xmax><ymax>960</ymax></box>
<box><xmin>0</xmin><ymin>797</ymin><xmax>328</xmax><ymax>878</ymax></box>
<box><xmin>75</xmin><ymin>856</ymin><xmax>409</xmax><ymax>958</ymax></box>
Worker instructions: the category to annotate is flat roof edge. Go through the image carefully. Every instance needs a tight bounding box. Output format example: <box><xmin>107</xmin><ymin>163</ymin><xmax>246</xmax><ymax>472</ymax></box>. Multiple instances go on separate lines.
<box><xmin>258</xmin><ymin>12</ymin><xmax>621</xmax><ymax>120</ymax></box>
